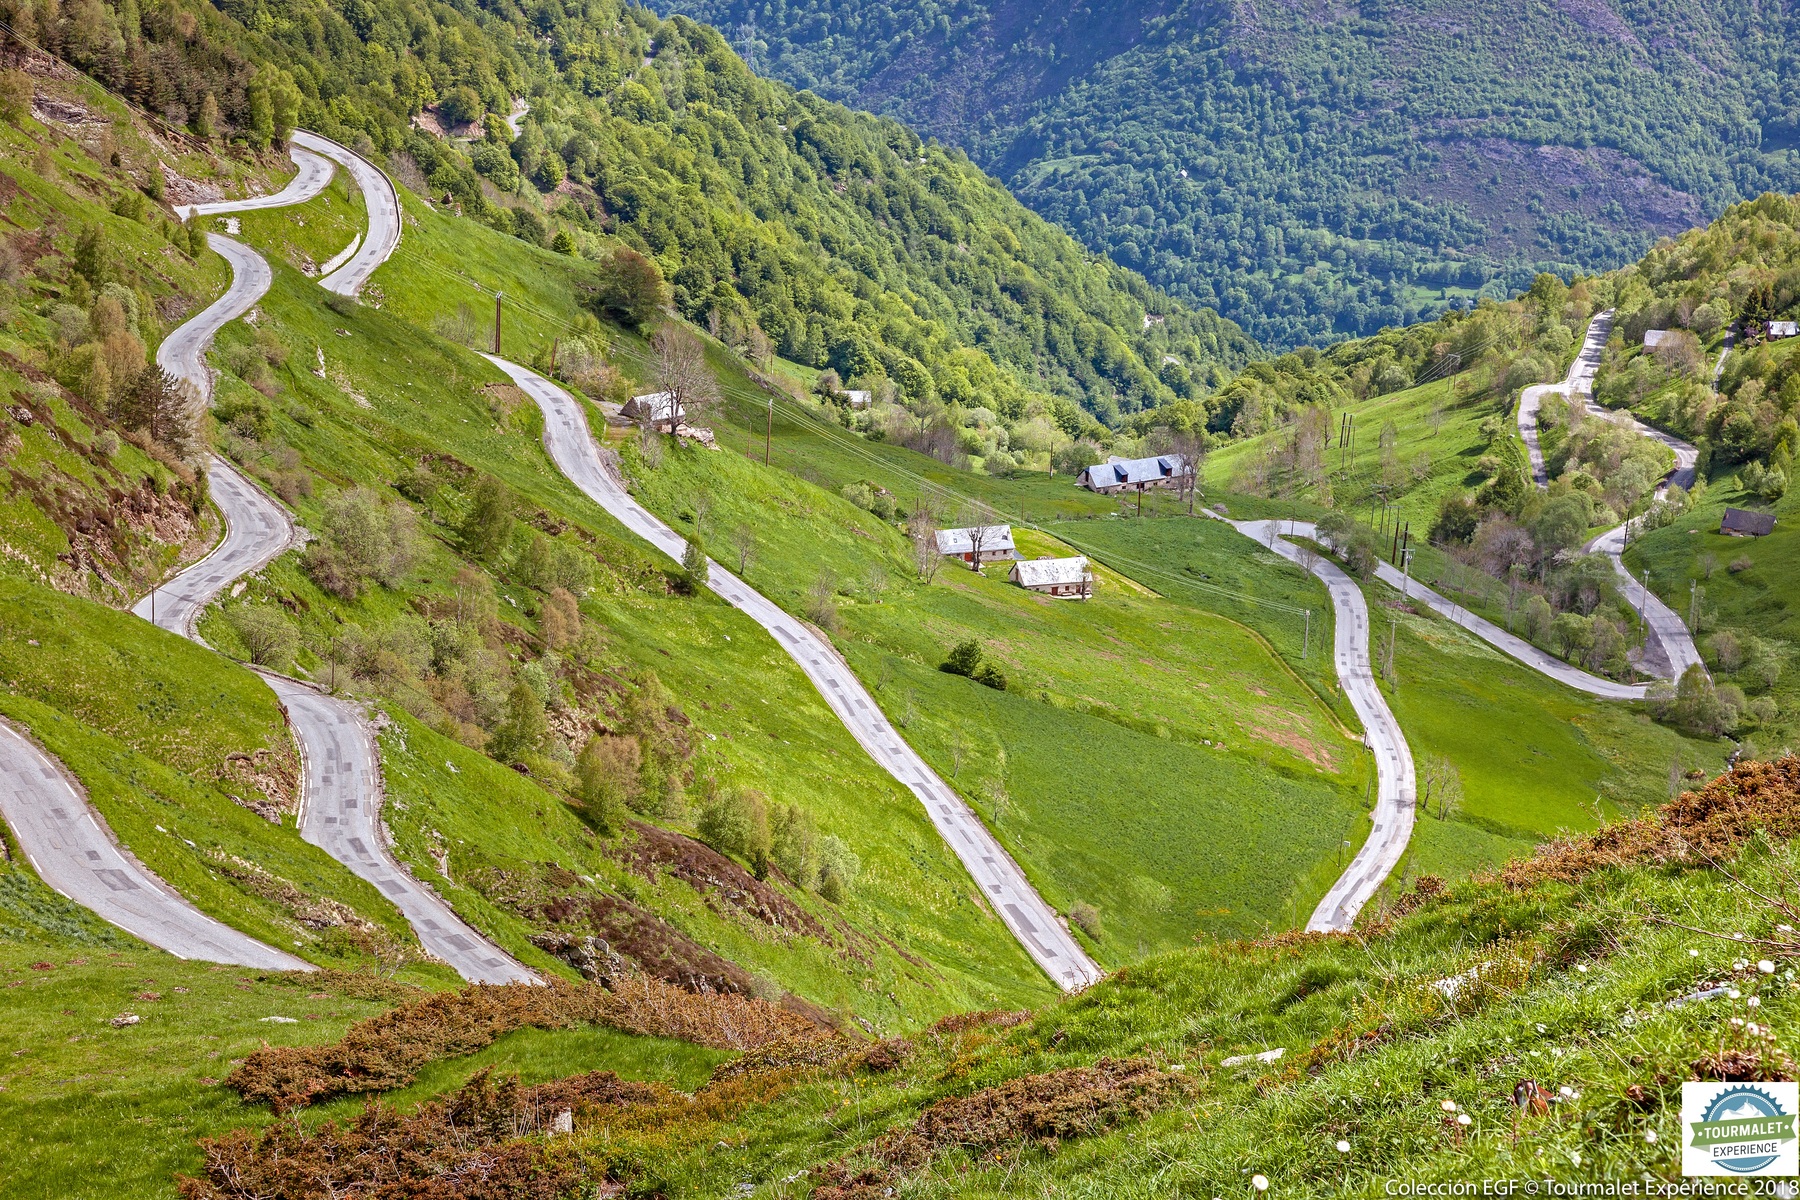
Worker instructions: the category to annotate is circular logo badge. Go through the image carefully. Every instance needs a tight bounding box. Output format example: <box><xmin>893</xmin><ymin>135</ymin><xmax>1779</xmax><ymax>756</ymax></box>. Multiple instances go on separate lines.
<box><xmin>1704</xmin><ymin>1086</ymin><xmax>1789</xmax><ymax>1174</ymax></box>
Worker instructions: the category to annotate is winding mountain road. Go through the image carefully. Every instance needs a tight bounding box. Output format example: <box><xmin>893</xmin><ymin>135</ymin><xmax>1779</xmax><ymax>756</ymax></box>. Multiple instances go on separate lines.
<box><xmin>1219</xmin><ymin>519</ymin><xmax>1416</xmax><ymax>932</ymax></box>
<box><xmin>291</xmin><ymin>132</ymin><xmax>403</xmax><ymax>297</ymax></box>
<box><xmin>0</xmin><ymin>720</ymin><xmax>311</xmax><ymax>969</ymax></box>
<box><xmin>1518</xmin><ymin>311</ymin><xmax>1703</xmax><ymax>679</ymax></box>
<box><xmin>0</xmin><ymin>145</ymin><xmax>340</xmax><ymax>968</ymax></box>
<box><xmin>135</xmin><ymin>134</ymin><xmax>531</xmax><ymax>983</ymax></box>
<box><xmin>484</xmin><ymin>355</ymin><xmax>1105</xmax><ymax>990</ymax></box>
<box><xmin>1236</xmin><ymin>312</ymin><xmax>1707</xmax><ymax>931</ymax></box>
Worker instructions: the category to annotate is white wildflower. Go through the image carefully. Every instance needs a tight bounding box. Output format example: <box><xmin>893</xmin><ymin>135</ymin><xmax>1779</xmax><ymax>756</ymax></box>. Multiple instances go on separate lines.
<box><xmin>1760</xmin><ymin>960</ymin><xmax>1776</xmax><ymax>974</ymax></box>
<box><xmin>1252</xmin><ymin>1175</ymin><xmax>1269</xmax><ymax>1192</ymax></box>
<box><xmin>1336</xmin><ymin>1140</ymin><xmax>1350</xmax><ymax>1153</ymax></box>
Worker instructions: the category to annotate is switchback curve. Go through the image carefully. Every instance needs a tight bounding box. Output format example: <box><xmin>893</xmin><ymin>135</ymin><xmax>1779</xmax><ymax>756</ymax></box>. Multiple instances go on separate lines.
<box><xmin>139</xmin><ymin>137</ymin><xmax>532</xmax><ymax>984</ymax></box>
<box><xmin>1518</xmin><ymin>311</ymin><xmax>1703</xmax><ymax>679</ymax></box>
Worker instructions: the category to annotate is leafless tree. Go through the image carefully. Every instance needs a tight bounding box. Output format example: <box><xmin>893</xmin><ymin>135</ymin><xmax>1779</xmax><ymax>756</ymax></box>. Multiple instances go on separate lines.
<box><xmin>744</xmin><ymin>326</ymin><xmax>773</xmax><ymax>371</ymax></box>
<box><xmin>907</xmin><ymin>507</ymin><xmax>942</xmax><ymax>583</ymax></box>
<box><xmin>1169</xmin><ymin>428</ymin><xmax>1209</xmax><ymax>513</ymax></box>
<box><xmin>964</xmin><ymin>520</ymin><xmax>990</xmax><ymax>570</ymax></box>
<box><xmin>1418</xmin><ymin>753</ymin><xmax>1463</xmax><ymax>820</ymax></box>
<box><xmin>650</xmin><ymin>325</ymin><xmax>719</xmax><ymax>435</ymax></box>
<box><xmin>730</xmin><ymin>524</ymin><xmax>756</xmax><ymax>575</ymax></box>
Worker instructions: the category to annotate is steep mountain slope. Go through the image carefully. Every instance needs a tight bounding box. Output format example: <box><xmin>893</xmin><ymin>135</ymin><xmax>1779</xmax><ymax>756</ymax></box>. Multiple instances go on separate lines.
<box><xmin>674</xmin><ymin>0</ymin><xmax>1800</xmax><ymax>347</ymax></box>
<box><xmin>18</xmin><ymin>0</ymin><xmax>1256</xmax><ymax>424</ymax></box>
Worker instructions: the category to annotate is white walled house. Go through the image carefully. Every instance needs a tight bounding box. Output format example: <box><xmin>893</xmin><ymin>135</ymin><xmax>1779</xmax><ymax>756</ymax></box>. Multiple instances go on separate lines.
<box><xmin>934</xmin><ymin>525</ymin><xmax>1017</xmax><ymax>565</ymax></box>
<box><xmin>1009</xmin><ymin>556</ymin><xmax>1093</xmax><ymax>599</ymax></box>
<box><xmin>622</xmin><ymin>391</ymin><xmax>684</xmax><ymax>427</ymax></box>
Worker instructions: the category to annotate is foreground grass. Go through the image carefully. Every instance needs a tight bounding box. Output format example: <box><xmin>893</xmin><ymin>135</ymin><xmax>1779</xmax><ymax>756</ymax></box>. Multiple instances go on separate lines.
<box><xmin>0</xmin><ymin>923</ymin><xmax>730</xmax><ymax>1200</ymax></box>
<box><xmin>538</xmin><ymin>810</ymin><xmax>1800</xmax><ymax>1196</ymax></box>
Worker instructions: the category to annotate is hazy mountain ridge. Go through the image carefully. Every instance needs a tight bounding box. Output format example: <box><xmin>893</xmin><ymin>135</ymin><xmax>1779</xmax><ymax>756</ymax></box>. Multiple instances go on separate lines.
<box><xmin>678</xmin><ymin>0</ymin><xmax>1800</xmax><ymax>348</ymax></box>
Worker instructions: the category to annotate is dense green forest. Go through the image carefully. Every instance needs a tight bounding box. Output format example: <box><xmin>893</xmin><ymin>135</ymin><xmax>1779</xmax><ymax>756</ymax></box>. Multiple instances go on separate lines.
<box><xmin>0</xmin><ymin>0</ymin><xmax>1255</xmax><ymax>427</ymax></box>
<box><xmin>671</xmin><ymin>0</ymin><xmax>1800</xmax><ymax>348</ymax></box>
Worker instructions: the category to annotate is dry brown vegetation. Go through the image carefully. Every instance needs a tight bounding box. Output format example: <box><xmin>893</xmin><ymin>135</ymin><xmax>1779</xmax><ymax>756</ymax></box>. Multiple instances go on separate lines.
<box><xmin>812</xmin><ymin>1058</ymin><xmax>1180</xmax><ymax>1199</ymax></box>
<box><xmin>1504</xmin><ymin>758</ymin><xmax>1800</xmax><ymax>888</ymax></box>
<box><xmin>226</xmin><ymin>976</ymin><xmax>826</xmax><ymax>1112</ymax></box>
<box><xmin>182</xmin><ymin>1067</ymin><xmax>663</xmax><ymax>1200</ymax></box>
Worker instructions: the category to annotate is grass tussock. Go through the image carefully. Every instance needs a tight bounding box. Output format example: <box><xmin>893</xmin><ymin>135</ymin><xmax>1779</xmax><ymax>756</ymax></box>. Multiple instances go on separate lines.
<box><xmin>812</xmin><ymin>1058</ymin><xmax>1184</xmax><ymax>1200</ymax></box>
<box><xmin>226</xmin><ymin>976</ymin><xmax>826</xmax><ymax>1111</ymax></box>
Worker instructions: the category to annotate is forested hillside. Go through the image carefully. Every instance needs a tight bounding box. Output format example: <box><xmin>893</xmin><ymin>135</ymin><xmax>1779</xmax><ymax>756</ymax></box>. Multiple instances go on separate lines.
<box><xmin>673</xmin><ymin>0</ymin><xmax>1800</xmax><ymax>348</ymax></box>
<box><xmin>0</xmin><ymin>0</ymin><xmax>1254</xmax><ymax>425</ymax></box>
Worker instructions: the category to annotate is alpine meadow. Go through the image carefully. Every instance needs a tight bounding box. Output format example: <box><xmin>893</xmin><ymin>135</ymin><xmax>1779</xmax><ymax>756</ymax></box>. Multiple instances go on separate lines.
<box><xmin>0</xmin><ymin>0</ymin><xmax>1798</xmax><ymax>1196</ymax></box>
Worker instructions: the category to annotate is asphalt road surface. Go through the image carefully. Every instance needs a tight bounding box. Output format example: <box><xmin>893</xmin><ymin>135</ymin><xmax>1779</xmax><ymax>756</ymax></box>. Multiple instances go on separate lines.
<box><xmin>1369</xmin><ymin>558</ymin><xmax>1648</xmax><ymax>700</ymax></box>
<box><xmin>1225</xmin><ymin>519</ymin><xmax>1416</xmax><ymax>933</ymax></box>
<box><xmin>154</xmin><ymin>234</ymin><xmax>273</xmax><ymax>405</ymax></box>
<box><xmin>1517</xmin><ymin>310</ymin><xmax>1613</xmax><ymax>489</ymax></box>
<box><xmin>137</xmin><ymin>135</ymin><xmax>529</xmax><ymax>982</ymax></box>
<box><xmin>134</xmin><ymin>456</ymin><xmax>292</xmax><ymax>636</ymax></box>
<box><xmin>174</xmin><ymin>144</ymin><xmax>335</xmax><ymax>220</ymax></box>
<box><xmin>291</xmin><ymin>131</ymin><xmax>402</xmax><ymax>297</ymax></box>
<box><xmin>270</xmin><ymin>672</ymin><xmax>534</xmax><ymax>983</ymax></box>
<box><xmin>0</xmin><ymin>720</ymin><xmax>311</xmax><ymax>969</ymax></box>
<box><xmin>484</xmin><ymin>353</ymin><xmax>1105</xmax><ymax>991</ymax></box>
<box><xmin>1518</xmin><ymin>311</ymin><xmax>1703</xmax><ymax>679</ymax></box>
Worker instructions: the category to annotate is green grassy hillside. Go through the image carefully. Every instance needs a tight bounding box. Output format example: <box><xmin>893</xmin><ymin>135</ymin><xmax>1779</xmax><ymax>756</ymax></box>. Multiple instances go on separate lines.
<box><xmin>36</xmin><ymin>0</ymin><xmax>1256</xmax><ymax>433</ymax></box>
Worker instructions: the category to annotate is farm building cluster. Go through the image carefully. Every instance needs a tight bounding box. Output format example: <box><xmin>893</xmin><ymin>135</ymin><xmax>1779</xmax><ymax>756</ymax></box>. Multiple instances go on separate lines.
<box><xmin>1076</xmin><ymin>453</ymin><xmax>1192</xmax><ymax>495</ymax></box>
<box><xmin>934</xmin><ymin>525</ymin><xmax>1093</xmax><ymax>599</ymax></box>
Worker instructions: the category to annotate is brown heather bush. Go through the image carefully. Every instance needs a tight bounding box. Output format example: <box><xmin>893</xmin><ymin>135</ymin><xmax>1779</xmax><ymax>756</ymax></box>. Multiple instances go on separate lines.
<box><xmin>1504</xmin><ymin>757</ymin><xmax>1800</xmax><ymax>889</ymax></box>
<box><xmin>927</xmin><ymin>1008</ymin><xmax>1032</xmax><ymax>1036</ymax></box>
<box><xmin>812</xmin><ymin>1058</ymin><xmax>1181</xmax><ymax>1199</ymax></box>
<box><xmin>181</xmin><ymin>1067</ymin><xmax>666</xmax><ymax>1200</ymax></box>
<box><xmin>708</xmin><ymin>1033</ymin><xmax>855</xmax><ymax>1083</ymax></box>
<box><xmin>226</xmin><ymin>976</ymin><xmax>826</xmax><ymax>1112</ymax></box>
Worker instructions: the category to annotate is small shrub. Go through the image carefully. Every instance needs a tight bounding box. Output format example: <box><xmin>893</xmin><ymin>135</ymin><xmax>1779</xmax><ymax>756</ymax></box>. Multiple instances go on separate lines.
<box><xmin>974</xmin><ymin>662</ymin><xmax>1007</xmax><ymax>691</ymax></box>
<box><xmin>769</xmin><ymin>802</ymin><xmax>818</xmax><ymax>885</ymax></box>
<box><xmin>460</xmin><ymin>476</ymin><xmax>514</xmax><ymax>560</ymax></box>
<box><xmin>805</xmin><ymin>569</ymin><xmax>838</xmax><ymax>630</ymax></box>
<box><xmin>518</xmin><ymin>533</ymin><xmax>593</xmax><ymax>595</ymax></box>
<box><xmin>681</xmin><ymin>536</ymin><xmax>708</xmax><ymax>589</ymax></box>
<box><xmin>0</xmin><ymin>69</ymin><xmax>32</xmax><ymax>127</ymax></box>
<box><xmin>941</xmin><ymin>639</ymin><xmax>981</xmax><ymax>677</ymax></box>
<box><xmin>302</xmin><ymin>487</ymin><xmax>420</xmax><ymax>600</ymax></box>
<box><xmin>1729</xmin><ymin>556</ymin><xmax>1754</xmax><ymax>574</ymax></box>
<box><xmin>1069</xmin><ymin>902</ymin><xmax>1102</xmax><ymax>939</ymax></box>
<box><xmin>227</xmin><ymin>605</ymin><xmax>296</xmax><ymax>667</ymax></box>
<box><xmin>576</xmin><ymin>734</ymin><xmax>639</xmax><ymax>834</ymax></box>
<box><xmin>816</xmin><ymin>834</ymin><xmax>861</xmax><ymax>903</ymax></box>
<box><xmin>696</xmin><ymin>786</ymin><xmax>771</xmax><ymax>875</ymax></box>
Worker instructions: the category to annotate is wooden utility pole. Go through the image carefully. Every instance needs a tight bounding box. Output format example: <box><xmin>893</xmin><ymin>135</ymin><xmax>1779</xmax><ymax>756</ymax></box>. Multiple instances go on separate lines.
<box><xmin>764</xmin><ymin>392</ymin><xmax>773</xmax><ymax>465</ymax></box>
<box><xmin>549</xmin><ymin>336</ymin><xmax>558</xmax><ymax>374</ymax></box>
<box><xmin>493</xmin><ymin>292</ymin><xmax>503</xmax><ymax>355</ymax></box>
<box><xmin>1302</xmin><ymin>609</ymin><xmax>1312</xmax><ymax>659</ymax></box>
